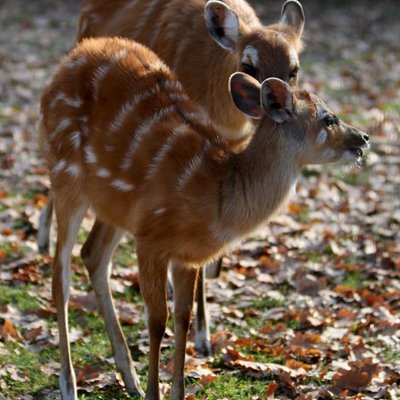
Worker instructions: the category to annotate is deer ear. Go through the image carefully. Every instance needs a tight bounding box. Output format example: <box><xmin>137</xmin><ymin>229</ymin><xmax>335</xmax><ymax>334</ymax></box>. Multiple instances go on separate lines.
<box><xmin>229</xmin><ymin>72</ymin><xmax>262</xmax><ymax>119</ymax></box>
<box><xmin>280</xmin><ymin>0</ymin><xmax>305</xmax><ymax>38</ymax></box>
<box><xmin>205</xmin><ymin>1</ymin><xmax>240</xmax><ymax>52</ymax></box>
<box><xmin>260</xmin><ymin>78</ymin><xmax>294</xmax><ymax>123</ymax></box>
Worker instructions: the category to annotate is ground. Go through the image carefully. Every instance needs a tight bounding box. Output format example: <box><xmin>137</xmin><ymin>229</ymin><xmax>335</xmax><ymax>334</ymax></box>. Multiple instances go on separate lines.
<box><xmin>0</xmin><ymin>0</ymin><xmax>399</xmax><ymax>399</ymax></box>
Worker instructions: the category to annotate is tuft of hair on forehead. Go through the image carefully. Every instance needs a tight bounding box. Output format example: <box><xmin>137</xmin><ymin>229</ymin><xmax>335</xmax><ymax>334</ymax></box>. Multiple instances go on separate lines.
<box><xmin>294</xmin><ymin>90</ymin><xmax>318</xmax><ymax>117</ymax></box>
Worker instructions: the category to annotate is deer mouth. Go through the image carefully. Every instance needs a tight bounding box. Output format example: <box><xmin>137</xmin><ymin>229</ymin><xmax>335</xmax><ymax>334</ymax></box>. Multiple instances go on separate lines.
<box><xmin>350</xmin><ymin>147</ymin><xmax>363</xmax><ymax>159</ymax></box>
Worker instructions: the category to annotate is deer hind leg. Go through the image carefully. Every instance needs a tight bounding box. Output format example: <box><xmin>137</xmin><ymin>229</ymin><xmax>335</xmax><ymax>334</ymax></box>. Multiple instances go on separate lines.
<box><xmin>194</xmin><ymin>258</ymin><xmax>223</xmax><ymax>355</ymax></box>
<box><xmin>137</xmin><ymin>250</ymin><xmax>169</xmax><ymax>400</ymax></box>
<box><xmin>170</xmin><ymin>262</ymin><xmax>199</xmax><ymax>400</ymax></box>
<box><xmin>194</xmin><ymin>266</ymin><xmax>211</xmax><ymax>356</ymax></box>
<box><xmin>38</xmin><ymin>191</ymin><xmax>54</xmax><ymax>254</ymax></box>
<box><xmin>52</xmin><ymin>194</ymin><xmax>89</xmax><ymax>400</ymax></box>
<box><xmin>80</xmin><ymin>219</ymin><xmax>144</xmax><ymax>397</ymax></box>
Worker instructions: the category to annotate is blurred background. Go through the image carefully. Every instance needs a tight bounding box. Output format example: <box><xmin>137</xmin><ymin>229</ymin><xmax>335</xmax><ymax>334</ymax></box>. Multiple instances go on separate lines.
<box><xmin>0</xmin><ymin>1</ymin><xmax>399</xmax><ymax>399</ymax></box>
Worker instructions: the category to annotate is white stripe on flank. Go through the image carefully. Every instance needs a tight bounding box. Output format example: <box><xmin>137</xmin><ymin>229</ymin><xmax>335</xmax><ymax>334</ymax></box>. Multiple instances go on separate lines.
<box><xmin>145</xmin><ymin>123</ymin><xmax>190</xmax><ymax>181</ymax></box>
<box><xmin>121</xmin><ymin>106</ymin><xmax>175</xmax><ymax>171</ymax></box>
<box><xmin>164</xmin><ymin>80</ymin><xmax>183</xmax><ymax>93</ymax></box>
<box><xmin>84</xmin><ymin>145</ymin><xmax>97</xmax><ymax>164</ymax></box>
<box><xmin>110</xmin><ymin>179</ymin><xmax>135</xmax><ymax>192</ymax></box>
<box><xmin>65</xmin><ymin>55</ymin><xmax>87</xmax><ymax>69</ymax></box>
<box><xmin>92</xmin><ymin>64</ymin><xmax>112</xmax><ymax>98</ymax></box>
<box><xmin>168</xmin><ymin>92</ymin><xmax>189</xmax><ymax>102</ymax></box>
<box><xmin>65</xmin><ymin>163</ymin><xmax>80</xmax><ymax>177</ymax></box>
<box><xmin>177</xmin><ymin>154</ymin><xmax>202</xmax><ymax>190</ymax></box>
<box><xmin>52</xmin><ymin>159</ymin><xmax>67</xmax><ymax>174</ymax></box>
<box><xmin>96</xmin><ymin>168</ymin><xmax>111</xmax><ymax>178</ymax></box>
<box><xmin>70</xmin><ymin>131</ymin><xmax>81</xmax><ymax>149</ymax></box>
<box><xmin>50</xmin><ymin>118</ymin><xmax>71</xmax><ymax>139</ymax></box>
<box><xmin>49</xmin><ymin>92</ymin><xmax>83</xmax><ymax>109</ymax></box>
<box><xmin>108</xmin><ymin>85</ymin><xmax>160</xmax><ymax>133</ymax></box>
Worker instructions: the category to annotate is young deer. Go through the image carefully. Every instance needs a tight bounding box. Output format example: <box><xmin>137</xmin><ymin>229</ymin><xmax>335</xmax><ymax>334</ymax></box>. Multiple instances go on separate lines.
<box><xmin>38</xmin><ymin>0</ymin><xmax>306</xmax><ymax>356</ymax></box>
<box><xmin>41</xmin><ymin>37</ymin><xmax>369</xmax><ymax>399</ymax></box>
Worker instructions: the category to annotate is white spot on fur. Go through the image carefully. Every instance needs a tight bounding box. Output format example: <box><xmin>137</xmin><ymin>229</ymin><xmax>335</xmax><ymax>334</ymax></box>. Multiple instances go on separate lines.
<box><xmin>65</xmin><ymin>163</ymin><xmax>80</xmax><ymax>177</ymax></box>
<box><xmin>121</xmin><ymin>106</ymin><xmax>175</xmax><ymax>170</ymax></box>
<box><xmin>153</xmin><ymin>208</ymin><xmax>166</xmax><ymax>216</ymax></box>
<box><xmin>110</xmin><ymin>179</ymin><xmax>135</xmax><ymax>192</ymax></box>
<box><xmin>70</xmin><ymin>131</ymin><xmax>81</xmax><ymax>149</ymax></box>
<box><xmin>289</xmin><ymin>47</ymin><xmax>299</xmax><ymax>68</ymax></box>
<box><xmin>52</xmin><ymin>159</ymin><xmax>67</xmax><ymax>174</ymax></box>
<box><xmin>316</xmin><ymin>129</ymin><xmax>328</xmax><ymax>145</ymax></box>
<box><xmin>242</xmin><ymin>45</ymin><xmax>259</xmax><ymax>67</ymax></box>
<box><xmin>51</xmin><ymin>118</ymin><xmax>71</xmax><ymax>139</ymax></box>
<box><xmin>96</xmin><ymin>168</ymin><xmax>111</xmax><ymax>178</ymax></box>
<box><xmin>84</xmin><ymin>145</ymin><xmax>97</xmax><ymax>164</ymax></box>
<box><xmin>111</xmin><ymin>49</ymin><xmax>128</xmax><ymax>62</ymax></box>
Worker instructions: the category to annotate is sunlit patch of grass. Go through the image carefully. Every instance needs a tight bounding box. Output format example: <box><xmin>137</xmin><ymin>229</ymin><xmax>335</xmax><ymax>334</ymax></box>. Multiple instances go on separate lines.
<box><xmin>0</xmin><ymin>342</ymin><xmax>58</xmax><ymax>397</ymax></box>
<box><xmin>0</xmin><ymin>284</ymin><xmax>41</xmax><ymax>310</ymax></box>
<box><xmin>194</xmin><ymin>371</ymin><xmax>271</xmax><ymax>399</ymax></box>
<box><xmin>248</xmin><ymin>296</ymin><xmax>284</xmax><ymax>310</ymax></box>
<box><xmin>340</xmin><ymin>271</ymin><xmax>367</xmax><ymax>290</ymax></box>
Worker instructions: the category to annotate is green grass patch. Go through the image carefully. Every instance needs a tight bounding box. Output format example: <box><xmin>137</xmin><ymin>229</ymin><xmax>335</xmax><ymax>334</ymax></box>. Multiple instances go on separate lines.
<box><xmin>341</xmin><ymin>271</ymin><xmax>367</xmax><ymax>290</ymax></box>
<box><xmin>0</xmin><ymin>342</ymin><xmax>58</xmax><ymax>396</ymax></box>
<box><xmin>248</xmin><ymin>296</ymin><xmax>284</xmax><ymax>310</ymax></box>
<box><xmin>0</xmin><ymin>284</ymin><xmax>41</xmax><ymax>310</ymax></box>
<box><xmin>195</xmin><ymin>371</ymin><xmax>271</xmax><ymax>399</ymax></box>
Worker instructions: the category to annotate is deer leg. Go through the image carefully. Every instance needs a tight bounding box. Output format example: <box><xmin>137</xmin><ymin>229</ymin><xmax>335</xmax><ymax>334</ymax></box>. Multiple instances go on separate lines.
<box><xmin>52</xmin><ymin>195</ymin><xmax>89</xmax><ymax>400</ymax></box>
<box><xmin>194</xmin><ymin>266</ymin><xmax>211</xmax><ymax>356</ymax></box>
<box><xmin>170</xmin><ymin>262</ymin><xmax>198</xmax><ymax>400</ymax></box>
<box><xmin>38</xmin><ymin>191</ymin><xmax>54</xmax><ymax>254</ymax></box>
<box><xmin>137</xmin><ymin>252</ymin><xmax>169</xmax><ymax>400</ymax></box>
<box><xmin>81</xmin><ymin>219</ymin><xmax>144</xmax><ymax>397</ymax></box>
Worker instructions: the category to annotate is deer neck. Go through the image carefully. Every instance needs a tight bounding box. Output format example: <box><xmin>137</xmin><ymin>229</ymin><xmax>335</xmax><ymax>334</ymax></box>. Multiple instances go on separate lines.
<box><xmin>217</xmin><ymin>119</ymin><xmax>301</xmax><ymax>240</ymax></box>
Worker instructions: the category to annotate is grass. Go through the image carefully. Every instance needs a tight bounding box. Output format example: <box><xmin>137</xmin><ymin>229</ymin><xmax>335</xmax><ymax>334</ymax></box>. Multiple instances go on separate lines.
<box><xmin>194</xmin><ymin>372</ymin><xmax>271</xmax><ymax>399</ymax></box>
<box><xmin>340</xmin><ymin>271</ymin><xmax>367</xmax><ymax>290</ymax></box>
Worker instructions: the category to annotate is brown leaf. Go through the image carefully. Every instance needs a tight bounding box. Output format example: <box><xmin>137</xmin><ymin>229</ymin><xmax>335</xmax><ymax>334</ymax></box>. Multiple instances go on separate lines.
<box><xmin>331</xmin><ymin>358</ymin><xmax>380</xmax><ymax>393</ymax></box>
<box><xmin>1</xmin><ymin>319</ymin><xmax>23</xmax><ymax>342</ymax></box>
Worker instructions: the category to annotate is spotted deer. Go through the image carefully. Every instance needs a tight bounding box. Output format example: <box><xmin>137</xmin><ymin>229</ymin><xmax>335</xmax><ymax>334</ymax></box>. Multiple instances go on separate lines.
<box><xmin>41</xmin><ymin>37</ymin><xmax>369</xmax><ymax>400</ymax></box>
<box><xmin>38</xmin><ymin>0</ymin><xmax>306</xmax><ymax>356</ymax></box>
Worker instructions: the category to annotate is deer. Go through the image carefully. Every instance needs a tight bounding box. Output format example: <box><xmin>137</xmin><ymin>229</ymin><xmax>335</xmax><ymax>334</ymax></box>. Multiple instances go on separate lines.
<box><xmin>40</xmin><ymin>37</ymin><xmax>369</xmax><ymax>399</ymax></box>
<box><xmin>37</xmin><ymin>0</ymin><xmax>305</xmax><ymax>356</ymax></box>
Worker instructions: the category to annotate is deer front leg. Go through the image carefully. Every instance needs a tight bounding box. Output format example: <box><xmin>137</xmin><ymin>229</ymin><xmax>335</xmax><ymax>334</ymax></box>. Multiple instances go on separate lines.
<box><xmin>170</xmin><ymin>262</ymin><xmax>198</xmax><ymax>400</ymax></box>
<box><xmin>137</xmin><ymin>252</ymin><xmax>169</xmax><ymax>400</ymax></box>
<box><xmin>81</xmin><ymin>219</ymin><xmax>144</xmax><ymax>397</ymax></box>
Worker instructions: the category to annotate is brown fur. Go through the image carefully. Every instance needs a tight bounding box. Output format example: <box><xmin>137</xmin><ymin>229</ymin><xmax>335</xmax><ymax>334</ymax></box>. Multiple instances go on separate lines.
<box><xmin>78</xmin><ymin>0</ymin><xmax>303</xmax><ymax>143</ymax></box>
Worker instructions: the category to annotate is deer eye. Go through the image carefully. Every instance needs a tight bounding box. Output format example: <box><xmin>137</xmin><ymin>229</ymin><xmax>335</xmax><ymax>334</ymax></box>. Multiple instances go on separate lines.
<box><xmin>324</xmin><ymin>115</ymin><xmax>338</xmax><ymax>127</ymax></box>
<box><xmin>289</xmin><ymin>66</ymin><xmax>299</xmax><ymax>82</ymax></box>
<box><xmin>241</xmin><ymin>63</ymin><xmax>257</xmax><ymax>79</ymax></box>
